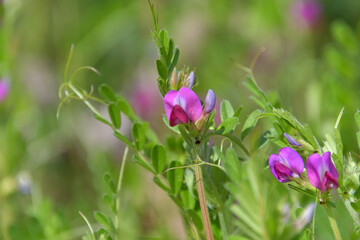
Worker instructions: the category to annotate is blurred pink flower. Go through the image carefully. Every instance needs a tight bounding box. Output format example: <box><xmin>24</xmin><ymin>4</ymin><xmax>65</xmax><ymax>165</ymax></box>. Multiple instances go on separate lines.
<box><xmin>130</xmin><ymin>83</ymin><xmax>160</xmax><ymax>119</ymax></box>
<box><xmin>292</xmin><ymin>0</ymin><xmax>322</xmax><ymax>28</ymax></box>
<box><xmin>0</xmin><ymin>80</ymin><xmax>9</xmax><ymax>102</ymax></box>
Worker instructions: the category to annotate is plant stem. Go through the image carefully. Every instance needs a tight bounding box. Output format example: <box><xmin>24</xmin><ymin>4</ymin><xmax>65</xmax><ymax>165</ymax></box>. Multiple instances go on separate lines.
<box><xmin>115</xmin><ymin>147</ymin><xmax>129</xmax><ymax>239</ymax></box>
<box><xmin>68</xmin><ymin>83</ymin><xmax>102</xmax><ymax>116</ymax></box>
<box><xmin>223</xmin><ymin>134</ymin><xmax>250</xmax><ymax>156</ymax></box>
<box><xmin>194</xmin><ymin>164</ymin><xmax>214</xmax><ymax>240</ymax></box>
<box><xmin>324</xmin><ymin>205</ymin><xmax>342</xmax><ymax>240</ymax></box>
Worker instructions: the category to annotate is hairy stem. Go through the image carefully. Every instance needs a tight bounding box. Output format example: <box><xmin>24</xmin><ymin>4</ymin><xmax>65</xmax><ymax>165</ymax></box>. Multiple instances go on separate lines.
<box><xmin>194</xmin><ymin>164</ymin><xmax>214</xmax><ymax>240</ymax></box>
<box><xmin>324</xmin><ymin>205</ymin><xmax>342</xmax><ymax>240</ymax></box>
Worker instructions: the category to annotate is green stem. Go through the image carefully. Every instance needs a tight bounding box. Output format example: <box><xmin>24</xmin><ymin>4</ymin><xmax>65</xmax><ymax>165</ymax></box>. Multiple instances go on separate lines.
<box><xmin>194</xmin><ymin>164</ymin><xmax>214</xmax><ymax>240</ymax></box>
<box><xmin>223</xmin><ymin>134</ymin><xmax>250</xmax><ymax>156</ymax></box>
<box><xmin>68</xmin><ymin>83</ymin><xmax>102</xmax><ymax>116</ymax></box>
<box><xmin>115</xmin><ymin>147</ymin><xmax>129</xmax><ymax>239</ymax></box>
<box><xmin>312</xmin><ymin>194</ymin><xmax>318</xmax><ymax>240</ymax></box>
<box><xmin>324</xmin><ymin>205</ymin><xmax>342</xmax><ymax>240</ymax></box>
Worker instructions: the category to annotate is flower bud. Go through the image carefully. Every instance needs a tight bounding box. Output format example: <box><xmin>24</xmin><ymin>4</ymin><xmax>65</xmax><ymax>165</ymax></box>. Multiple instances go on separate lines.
<box><xmin>184</xmin><ymin>71</ymin><xmax>194</xmax><ymax>89</ymax></box>
<box><xmin>203</xmin><ymin>89</ymin><xmax>216</xmax><ymax>113</ymax></box>
<box><xmin>284</xmin><ymin>133</ymin><xmax>302</xmax><ymax>147</ymax></box>
<box><xmin>169</xmin><ymin>69</ymin><xmax>178</xmax><ymax>90</ymax></box>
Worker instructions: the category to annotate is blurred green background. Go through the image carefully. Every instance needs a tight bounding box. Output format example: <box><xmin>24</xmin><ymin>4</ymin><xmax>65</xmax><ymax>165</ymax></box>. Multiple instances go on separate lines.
<box><xmin>1</xmin><ymin>0</ymin><xmax>360</xmax><ymax>239</ymax></box>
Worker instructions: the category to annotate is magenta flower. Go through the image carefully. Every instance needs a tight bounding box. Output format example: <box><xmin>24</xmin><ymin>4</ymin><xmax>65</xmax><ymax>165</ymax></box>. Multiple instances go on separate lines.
<box><xmin>306</xmin><ymin>152</ymin><xmax>339</xmax><ymax>193</ymax></box>
<box><xmin>269</xmin><ymin>147</ymin><xmax>304</xmax><ymax>183</ymax></box>
<box><xmin>0</xmin><ymin>80</ymin><xmax>9</xmax><ymax>102</ymax></box>
<box><xmin>164</xmin><ymin>87</ymin><xmax>203</xmax><ymax>127</ymax></box>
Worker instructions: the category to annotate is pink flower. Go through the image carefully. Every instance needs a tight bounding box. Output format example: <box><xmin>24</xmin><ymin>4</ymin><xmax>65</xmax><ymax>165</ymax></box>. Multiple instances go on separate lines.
<box><xmin>269</xmin><ymin>147</ymin><xmax>304</xmax><ymax>183</ymax></box>
<box><xmin>306</xmin><ymin>152</ymin><xmax>339</xmax><ymax>193</ymax></box>
<box><xmin>164</xmin><ymin>87</ymin><xmax>203</xmax><ymax>127</ymax></box>
<box><xmin>0</xmin><ymin>80</ymin><xmax>9</xmax><ymax>102</ymax></box>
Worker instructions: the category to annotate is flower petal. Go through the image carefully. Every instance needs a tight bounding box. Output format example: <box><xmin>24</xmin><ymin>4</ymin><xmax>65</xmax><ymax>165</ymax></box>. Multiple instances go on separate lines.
<box><xmin>322</xmin><ymin>152</ymin><xmax>339</xmax><ymax>178</ymax></box>
<box><xmin>274</xmin><ymin>162</ymin><xmax>293</xmax><ymax>183</ymax></box>
<box><xmin>278</xmin><ymin>147</ymin><xmax>304</xmax><ymax>176</ymax></box>
<box><xmin>164</xmin><ymin>90</ymin><xmax>179</xmax><ymax>121</ymax></box>
<box><xmin>178</xmin><ymin>87</ymin><xmax>202</xmax><ymax>122</ymax></box>
<box><xmin>169</xmin><ymin>105</ymin><xmax>189</xmax><ymax>126</ymax></box>
<box><xmin>306</xmin><ymin>153</ymin><xmax>324</xmax><ymax>190</ymax></box>
<box><xmin>320</xmin><ymin>171</ymin><xmax>339</xmax><ymax>193</ymax></box>
<box><xmin>269</xmin><ymin>153</ymin><xmax>280</xmax><ymax>180</ymax></box>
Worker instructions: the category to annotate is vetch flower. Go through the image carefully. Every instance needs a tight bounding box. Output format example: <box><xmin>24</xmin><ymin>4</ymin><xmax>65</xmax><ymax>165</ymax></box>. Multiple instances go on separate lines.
<box><xmin>269</xmin><ymin>147</ymin><xmax>304</xmax><ymax>183</ymax></box>
<box><xmin>195</xmin><ymin>89</ymin><xmax>216</xmax><ymax>130</ymax></box>
<box><xmin>164</xmin><ymin>87</ymin><xmax>202</xmax><ymax>127</ymax></box>
<box><xmin>306</xmin><ymin>152</ymin><xmax>339</xmax><ymax>193</ymax></box>
<box><xmin>284</xmin><ymin>133</ymin><xmax>302</xmax><ymax>147</ymax></box>
<box><xmin>0</xmin><ymin>80</ymin><xmax>9</xmax><ymax>102</ymax></box>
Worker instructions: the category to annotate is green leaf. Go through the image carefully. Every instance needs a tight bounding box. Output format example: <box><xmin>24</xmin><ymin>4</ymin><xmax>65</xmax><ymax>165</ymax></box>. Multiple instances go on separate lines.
<box><xmin>113</xmin><ymin>131</ymin><xmax>132</xmax><ymax>146</ymax></box>
<box><xmin>273</xmin><ymin>108</ymin><xmax>320</xmax><ymax>150</ymax></box>
<box><xmin>220</xmin><ymin>100</ymin><xmax>234</xmax><ymax>122</ymax></box>
<box><xmin>156</xmin><ymin>59</ymin><xmax>168</xmax><ymax>80</ymax></box>
<box><xmin>108</xmin><ymin>103</ymin><xmax>121</xmax><ymax>129</ymax></box>
<box><xmin>133</xmin><ymin>154</ymin><xmax>156</xmax><ymax>174</ymax></box>
<box><xmin>354</xmin><ymin>187</ymin><xmax>360</xmax><ymax>199</ymax></box>
<box><xmin>104</xmin><ymin>173</ymin><xmax>117</xmax><ymax>194</ymax></box>
<box><xmin>151</xmin><ymin>145</ymin><xmax>167</xmax><ymax>173</ymax></box>
<box><xmin>117</xmin><ymin>97</ymin><xmax>138</xmax><ymax>122</ymax></box>
<box><xmin>99</xmin><ymin>84</ymin><xmax>116</xmax><ymax>102</ymax></box>
<box><xmin>153</xmin><ymin>176</ymin><xmax>170</xmax><ymax>192</ymax></box>
<box><xmin>224</xmin><ymin>148</ymin><xmax>242</xmax><ymax>182</ymax></box>
<box><xmin>168</xmin><ymin>48</ymin><xmax>179</xmax><ymax>75</ymax></box>
<box><xmin>180</xmin><ymin>190</ymin><xmax>196</xmax><ymax>210</ymax></box>
<box><xmin>167</xmin><ymin>39</ymin><xmax>175</xmax><ymax>64</ymax></box>
<box><xmin>234</xmin><ymin>106</ymin><xmax>243</xmax><ymax>118</ymax></box>
<box><xmin>217</xmin><ymin>117</ymin><xmax>239</xmax><ymax>134</ymax></box>
<box><xmin>331</xmin><ymin>20</ymin><xmax>358</xmax><ymax>53</ymax></box>
<box><xmin>241</xmin><ymin>109</ymin><xmax>262</xmax><ymax>140</ymax></box>
<box><xmin>159</xmin><ymin>29</ymin><xmax>169</xmax><ymax>51</ymax></box>
<box><xmin>103</xmin><ymin>194</ymin><xmax>116</xmax><ymax>213</ymax></box>
<box><xmin>351</xmin><ymin>201</ymin><xmax>360</xmax><ymax>213</ymax></box>
<box><xmin>93</xmin><ymin>113</ymin><xmax>112</xmax><ymax>127</ymax></box>
<box><xmin>167</xmin><ymin>161</ymin><xmax>184</xmax><ymax>194</ymax></box>
<box><xmin>132</xmin><ymin>122</ymin><xmax>146</xmax><ymax>150</ymax></box>
<box><xmin>94</xmin><ymin>212</ymin><xmax>114</xmax><ymax>233</ymax></box>
<box><xmin>355</xmin><ymin>111</ymin><xmax>360</xmax><ymax>129</ymax></box>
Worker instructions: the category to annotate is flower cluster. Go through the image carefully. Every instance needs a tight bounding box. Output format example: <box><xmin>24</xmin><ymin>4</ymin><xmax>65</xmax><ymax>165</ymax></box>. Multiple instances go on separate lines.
<box><xmin>164</xmin><ymin>87</ymin><xmax>216</xmax><ymax>129</ymax></box>
<box><xmin>269</xmin><ymin>147</ymin><xmax>339</xmax><ymax>193</ymax></box>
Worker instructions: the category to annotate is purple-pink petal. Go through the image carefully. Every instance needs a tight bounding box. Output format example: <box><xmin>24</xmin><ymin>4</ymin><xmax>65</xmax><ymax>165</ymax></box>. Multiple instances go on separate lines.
<box><xmin>320</xmin><ymin>171</ymin><xmax>339</xmax><ymax>193</ymax></box>
<box><xmin>274</xmin><ymin>162</ymin><xmax>293</xmax><ymax>183</ymax></box>
<box><xmin>170</xmin><ymin>105</ymin><xmax>189</xmax><ymax>126</ymax></box>
<box><xmin>164</xmin><ymin>90</ymin><xmax>180</xmax><ymax>121</ymax></box>
<box><xmin>306</xmin><ymin>153</ymin><xmax>323</xmax><ymax>190</ymax></box>
<box><xmin>177</xmin><ymin>87</ymin><xmax>202</xmax><ymax>122</ymax></box>
<box><xmin>269</xmin><ymin>148</ymin><xmax>304</xmax><ymax>183</ymax></box>
<box><xmin>204</xmin><ymin>89</ymin><xmax>216</xmax><ymax>113</ymax></box>
<box><xmin>306</xmin><ymin>152</ymin><xmax>339</xmax><ymax>192</ymax></box>
<box><xmin>278</xmin><ymin>147</ymin><xmax>304</xmax><ymax>176</ymax></box>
